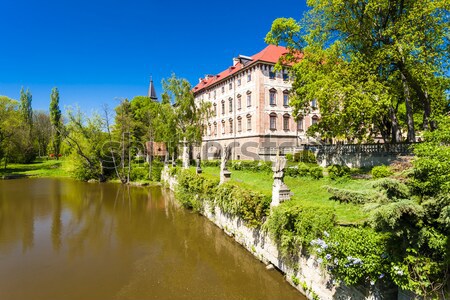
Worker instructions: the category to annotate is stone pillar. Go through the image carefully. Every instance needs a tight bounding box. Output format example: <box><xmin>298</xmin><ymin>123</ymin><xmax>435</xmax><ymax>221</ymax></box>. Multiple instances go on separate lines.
<box><xmin>220</xmin><ymin>145</ymin><xmax>231</xmax><ymax>184</ymax></box>
<box><xmin>182</xmin><ymin>138</ymin><xmax>189</xmax><ymax>169</ymax></box>
<box><xmin>271</xmin><ymin>156</ymin><xmax>291</xmax><ymax>207</ymax></box>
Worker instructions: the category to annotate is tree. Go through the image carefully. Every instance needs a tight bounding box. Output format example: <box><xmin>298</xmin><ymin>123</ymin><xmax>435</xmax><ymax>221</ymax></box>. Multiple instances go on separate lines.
<box><xmin>0</xmin><ymin>96</ymin><xmax>20</xmax><ymax>167</ymax></box>
<box><xmin>266</xmin><ymin>0</ymin><xmax>449</xmax><ymax>143</ymax></box>
<box><xmin>15</xmin><ymin>88</ymin><xmax>36</xmax><ymax>163</ymax></box>
<box><xmin>19</xmin><ymin>88</ymin><xmax>33</xmax><ymax>133</ymax></box>
<box><xmin>33</xmin><ymin>111</ymin><xmax>52</xmax><ymax>157</ymax></box>
<box><xmin>49</xmin><ymin>88</ymin><xmax>62</xmax><ymax>159</ymax></box>
<box><xmin>162</xmin><ymin>74</ymin><xmax>211</xmax><ymax>155</ymax></box>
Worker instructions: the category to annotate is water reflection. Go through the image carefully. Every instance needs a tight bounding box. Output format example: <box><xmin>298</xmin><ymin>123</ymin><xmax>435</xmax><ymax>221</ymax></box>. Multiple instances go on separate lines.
<box><xmin>0</xmin><ymin>178</ymin><xmax>304</xmax><ymax>300</ymax></box>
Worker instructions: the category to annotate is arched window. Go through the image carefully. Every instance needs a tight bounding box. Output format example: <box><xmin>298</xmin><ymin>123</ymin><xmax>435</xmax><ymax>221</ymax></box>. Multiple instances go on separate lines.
<box><xmin>246</xmin><ymin>114</ymin><xmax>252</xmax><ymax>131</ymax></box>
<box><xmin>213</xmin><ymin>103</ymin><xmax>217</xmax><ymax>116</ymax></box>
<box><xmin>237</xmin><ymin>116</ymin><xmax>242</xmax><ymax>132</ymax></box>
<box><xmin>246</xmin><ymin>90</ymin><xmax>252</xmax><ymax>107</ymax></box>
<box><xmin>283</xmin><ymin>114</ymin><xmax>290</xmax><ymax>131</ymax></box>
<box><xmin>312</xmin><ymin>115</ymin><xmax>319</xmax><ymax>125</ymax></box>
<box><xmin>283</xmin><ymin>90</ymin><xmax>289</xmax><ymax>106</ymax></box>
<box><xmin>237</xmin><ymin>94</ymin><xmax>241</xmax><ymax>110</ymax></box>
<box><xmin>228</xmin><ymin>97</ymin><xmax>233</xmax><ymax>113</ymax></box>
<box><xmin>297</xmin><ymin>117</ymin><xmax>304</xmax><ymax>131</ymax></box>
<box><xmin>269</xmin><ymin>88</ymin><xmax>277</xmax><ymax>106</ymax></box>
<box><xmin>229</xmin><ymin>118</ymin><xmax>233</xmax><ymax>134</ymax></box>
<box><xmin>269</xmin><ymin>112</ymin><xmax>277</xmax><ymax>130</ymax></box>
<box><xmin>221</xmin><ymin>100</ymin><xmax>225</xmax><ymax>115</ymax></box>
<box><xmin>213</xmin><ymin>121</ymin><xmax>217</xmax><ymax>136</ymax></box>
<box><xmin>221</xmin><ymin>120</ymin><xmax>226</xmax><ymax>134</ymax></box>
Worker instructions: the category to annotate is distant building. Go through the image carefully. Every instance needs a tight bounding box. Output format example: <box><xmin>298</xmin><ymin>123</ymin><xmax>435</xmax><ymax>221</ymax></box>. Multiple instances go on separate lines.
<box><xmin>193</xmin><ymin>45</ymin><xmax>320</xmax><ymax>160</ymax></box>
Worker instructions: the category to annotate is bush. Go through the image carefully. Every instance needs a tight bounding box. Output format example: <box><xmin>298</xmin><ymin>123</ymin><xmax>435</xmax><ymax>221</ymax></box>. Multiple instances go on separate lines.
<box><xmin>297</xmin><ymin>163</ymin><xmax>310</xmax><ymax>177</ymax></box>
<box><xmin>230</xmin><ymin>160</ymin><xmax>272</xmax><ymax>173</ymax></box>
<box><xmin>285</xmin><ymin>153</ymin><xmax>294</xmax><ymax>162</ymax></box>
<box><xmin>294</xmin><ymin>150</ymin><xmax>317</xmax><ymax>163</ymax></box>
<box><xmin>310</xmin><ymin>166</ymin><xmax>324</xmax><ymax>179</ymax></box>
<box><xmin>285</xmin><ymin>166</ymin><xmax>300</xmax><ymax>177</ymax></box>
<box><xmin>327</xmin><ymin>164</ymin><xmax>350</xmax><ymax>180</ymax></box>
<box><xmin>371</xmin><ymin>165</ymin><xmax>393</xmax><ymax>179</ymax></box>
<box><xmin>201</xmin><ymin>159</ymin><xmax>220</xmax><ymax>167</ymax></box>
<box><xmin>264</xmin><ymin>202</ymin><xmax>336</xmax><ymax>257</ymax></box>
<box><xmin>130</xmin><ymin>165</ymin><xmax>149</xmax><ymax>181</ymax></box>
<box><xmin>372</xmin><ymin>178</ymin><xmax>410</xmax><ymax>200</ymax></box>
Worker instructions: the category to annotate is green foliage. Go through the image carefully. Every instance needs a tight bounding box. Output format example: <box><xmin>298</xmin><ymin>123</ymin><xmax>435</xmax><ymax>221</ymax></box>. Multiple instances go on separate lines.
<box><xmin>309</xmin><ymin>166</ymin><xmax>323</xmax><ymax>179</ymax></box>
<box><xmin>285</xmin><ymin>153</ymin><xmax>294</xmax><ymax>162</ymax></box>
<box><xmin>215</xmin><ymin>183</ymin><xmax>271</xmax><ymax>228</ymax></box>
<box><xmin>297</xmin><ymin>163</ymin><xmax>310</xmax><ymax>177</ymax></box>
<box><xmin>371</xmin><ymin>165</ymin><xmax>393</xmax><ymax>179</ymax></box>
<box><xmin>285</xmin><ymin>166</ymin><xmax>300</xmax><ymax>177</ymax></box>
<box><xmin>311</xmin><ymin>227</ymin><xmax>389</xmax><ymax>286</ymax></box>
<box><xmin>264</xmin><ymin>202</ymin><xmax>335</xmax><ymax>258</ymax></box>
<box><xmin>230</xmin><ymin>160</ymin><xmax>272</xmax><ymax>173</ymax></box>
<box><xmin>174</xmin><ymin>169</ymin><xmax>270</xmax><ymax>227</ymax></box>
<box><xmin>49</xmin><ymin>87</ymin><xmax>62</xmax><ymax>159</ymax></box>
<box><xmin>130</xmin><ymin>165</ymin><xmax>148</xmax><ymax>182</ymax></box>
<box><xmin>201</xmin><ymin>159</ymin><xmax>220</xmax><ymax>168</ymax></box>
<box><xmin>372</xmin><ymin>178</ymin><xmax>410</xmax><ymax>201</ymax></box>
<box><xmin>294</xmin><ymin>150</ymin><xmax>316</xmax><ymax>163</ymax></box>
<box><xmin>326</xmin><ymin>186</ymin><xmax>376</xmax><ymax>204</ymax></box>
<box><xmin>410</xmin><ymin>116</ymin><xmax>450</xmax><ymax>197</ymax></box>
<box><xmin>327</xmin><ymin>165</ymin><xmax>350</xmax><ymax>180</ymax></box>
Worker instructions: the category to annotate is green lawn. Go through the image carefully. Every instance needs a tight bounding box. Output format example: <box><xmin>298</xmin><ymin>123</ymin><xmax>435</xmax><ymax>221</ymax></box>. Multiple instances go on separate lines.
<box><xmin>200</xmin><ymin>166</ymin><xmax>374</xmax><ymax>224</ymax></box>
<box><xmin>0</xmin><ymin>159</ymin><xmax>71</xmax><ymax>178</ymax></box>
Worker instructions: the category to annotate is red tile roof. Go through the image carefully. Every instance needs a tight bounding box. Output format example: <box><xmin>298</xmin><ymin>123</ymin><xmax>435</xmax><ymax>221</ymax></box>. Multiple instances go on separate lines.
<box><xmin>193</xmin><ymin>45</ymin><xmax>298</xmax><ymax>93</ymax></box>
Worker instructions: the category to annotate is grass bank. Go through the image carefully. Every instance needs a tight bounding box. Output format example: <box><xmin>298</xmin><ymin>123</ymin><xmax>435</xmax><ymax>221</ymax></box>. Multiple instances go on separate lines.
<box><xmin>200</xmin><ymin>166</ymin><xmax>374</xmax><ymax>224</ymax></box>
<box><xmin>0</xmin><ymin>159</ymin><xmax>71</xmax><ymax>178</ymax></box>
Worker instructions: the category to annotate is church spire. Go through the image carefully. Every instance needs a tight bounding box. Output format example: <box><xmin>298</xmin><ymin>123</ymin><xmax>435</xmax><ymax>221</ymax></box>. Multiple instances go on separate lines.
<box><xmin>148</xmin><ymin>76</ymin><xmax>158</xmax><ymax>101</ymax></box>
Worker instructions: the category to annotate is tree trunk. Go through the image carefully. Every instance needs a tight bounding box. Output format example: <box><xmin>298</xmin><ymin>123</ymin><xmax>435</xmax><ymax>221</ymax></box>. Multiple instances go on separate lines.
<box><xmin>389</xmin><ymin>107</ymin><xmax>402</xmax><ymax>143</ymax></box>
<box><xmin>401</xmin><ymin>73</ymin><xmax>416</xmax><ymax>142</ymax></box>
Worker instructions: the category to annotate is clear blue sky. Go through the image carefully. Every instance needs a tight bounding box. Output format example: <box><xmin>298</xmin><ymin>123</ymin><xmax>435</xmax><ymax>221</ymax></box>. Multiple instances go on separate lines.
<box><xmin>0</xmin><ymin>0</ymin><xmax>308</xmax><ymax>113</ymax></box>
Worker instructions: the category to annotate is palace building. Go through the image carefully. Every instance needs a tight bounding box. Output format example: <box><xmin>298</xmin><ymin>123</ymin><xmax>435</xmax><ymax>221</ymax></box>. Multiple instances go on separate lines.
<box><xmin>193</xmin><ymin>45</ymin><xmax>320</xmax><ymax>160</ymax></box>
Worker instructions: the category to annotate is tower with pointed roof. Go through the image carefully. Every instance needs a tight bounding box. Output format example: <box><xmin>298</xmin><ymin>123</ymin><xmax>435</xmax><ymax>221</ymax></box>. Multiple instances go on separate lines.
<box><xmin>148</xmin><ymin>77</ymin><xmax>158</xmax><ymax>101</ymax></box>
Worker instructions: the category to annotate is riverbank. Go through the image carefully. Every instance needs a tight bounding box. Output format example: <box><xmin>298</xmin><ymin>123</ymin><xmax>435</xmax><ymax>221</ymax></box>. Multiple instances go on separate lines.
<box><xmin>0</xmin><ymin>159</ymin><xmax>71</xmax><ymax>179</ymax></box>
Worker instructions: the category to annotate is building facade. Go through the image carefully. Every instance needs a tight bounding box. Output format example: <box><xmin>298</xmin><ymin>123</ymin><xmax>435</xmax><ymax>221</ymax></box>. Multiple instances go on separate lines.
<box><xmin>193</xmin><ymin>45</ymin><xmax>320</xmax><ymax>160</ymax></box>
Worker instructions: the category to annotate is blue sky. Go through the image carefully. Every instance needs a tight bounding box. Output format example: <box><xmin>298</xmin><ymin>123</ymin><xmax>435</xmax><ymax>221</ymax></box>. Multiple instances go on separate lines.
<box><xmin>0</xmin><ymin>0</ymin><xmax>308</xmax><ymax>113</ymax></box>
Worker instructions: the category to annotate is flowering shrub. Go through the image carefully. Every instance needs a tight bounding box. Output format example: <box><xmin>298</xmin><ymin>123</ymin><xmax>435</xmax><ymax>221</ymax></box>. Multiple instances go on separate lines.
<box><xmin>310</xmin><ymin>227</ymin><xmax>389</xmax><ymax>286</ymax></box>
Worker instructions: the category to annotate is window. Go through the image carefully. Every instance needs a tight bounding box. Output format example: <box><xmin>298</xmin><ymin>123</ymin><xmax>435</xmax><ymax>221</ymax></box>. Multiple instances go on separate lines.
<box><xmin>297</xmin><ymin>117</ymin><xmax>304</xmax><ymax>131</ymax></box>
<box><xmin>221</xmin><ymin>100</ymin><xmax>225</xmax><ymax>115</ymax></box>
<box><xmin>283</xmin><ymin>91</ymin><xmax>289</xmax><ymax>106</ymax></box>
<box><xmin>283</xmin><ymin>114</ymin><xmax>290</xmax><ymax>131</ymax></box>
<box><xmin>208</xmin><ymin>123</ymin><xmax>211</xmax><ymax>136</ymax></box>
<box><xmin>246</xmin><ymin>92</ymin><xmax>252</xmax><ymax>107</ymax></box>
<box><xmin>213</xmin><ymin>103</ymin><xmax>217</xmax><ymax>116</ymax></box>
<box><xmin>229</xmin><ymin>83</ymin><xmax>232</xmax><ymax>90</ymax></box>
<box><xmin>237</xmin><ymin>117</ymin><xmax>242</xmax><ymax>132</ymax></box>
<box><xmin>237</xmin><ymin>94</ymin><xmax>241</xmax><ymax>110</ymax></box>
<box><xmin>221</xmin><ymin>86</ymin><xmax>225</xmax><ymax>93</ymax></box>
<box><xmin>213</xmin><ymin>91</ymin><xmax>216</xmax><ymax>99</ymax></box>
<box><xmin>311</xmin><ymin>99</ymin><xmax>317</xmax><ymax>109</ymax></box>
<box><xmin>269</xmin><ymin>70</ymin><xmax>276</xmax><ymax>79</ymax></box>
<box><xmin>221</xmin><ymin>120</ymin><xmax>225</xmax><ymax>134</ymax></box>
<box><xmin>247</xmin><ymin>74</ymin><xmax>251</xmax><ymax>82</ymax></box>
<box><xmin>312</xmin><ymin>115</ymin><xmax>319</xmax><ymax>125</ymax></box>
<box><xmin>270</xmin><ymin>113</ymin><xmax>277</xmax><ymax>130</ymax></box>
<box><xmin>229</xmin><ymin>98</ymin><xmax>233</xmax><ymax>112</ymax></box>
<box><xmin>269</xmin><ymin>88</ymin><xmax>277</xmax><ymax>105</ymax></box>
<box><xmin>237</xmin><ymin>79</ymin><xmax>241</xmax><ymax>86</ymax></box>
<box><xmin>214</xmin><ymin>122</ymin><xmax>217</xmax><ymax>136</ymax></box>
<box><xmin>229</xmin><ymin>119</ymin><xmax>233</xmax><ymax>133</ymax></box>
<box><xmin>247</xmin><ymin>114</ymin><xmax>252</xmax><ymax>131</ymax></box>
<box><xmin>283</xmin><ymin>72</ymin><xmax>289</xmax><ymax>81</ymax></box>
<box><xmin>208</xmin><ymin>93</ymin><xmax>211</xmax><ymax>99</ymax></box>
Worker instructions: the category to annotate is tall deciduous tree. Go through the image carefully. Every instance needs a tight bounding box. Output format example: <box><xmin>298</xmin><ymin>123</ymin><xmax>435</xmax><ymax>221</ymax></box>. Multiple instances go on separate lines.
<box><xmin>266</xmin><ymin>0</ymin><xmax>449</xmax><ymax>143</ymax></box>
<box><xmin>49</xmin><ymin>88</ymin><xmax>62</xmax><ymax>159</ymax></box>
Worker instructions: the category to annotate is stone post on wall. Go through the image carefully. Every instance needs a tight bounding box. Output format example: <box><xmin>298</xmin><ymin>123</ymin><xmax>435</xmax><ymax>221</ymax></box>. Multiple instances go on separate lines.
<box><xmin>196</xmin><ymin>153</ymin><xmax>202</xmax><ymax>174</ymax></box>
<box><xmin>182</xmin><ymin>138</ymin><xmax>189</xmax><ymax>169</ymax></box>
<box><xmin>271</xmin><ymin>156</ymin><xmax>291</xmax><ymax>207</ymax></box>
<box><xmin>220</xmin><ymin>145</ymin><xmax>231</xmax><ymax>184</ymax></box>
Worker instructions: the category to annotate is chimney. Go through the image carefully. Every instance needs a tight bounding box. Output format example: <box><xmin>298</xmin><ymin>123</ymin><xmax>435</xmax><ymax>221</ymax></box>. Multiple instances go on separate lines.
<box><xmin>233</xmin><ymin>57</ymin><xmax>239</xmax><ymax>66</ymax></box>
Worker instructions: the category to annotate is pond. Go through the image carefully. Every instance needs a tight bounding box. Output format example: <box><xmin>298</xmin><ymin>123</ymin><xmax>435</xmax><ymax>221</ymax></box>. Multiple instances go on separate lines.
<box><xmin>0</xmin><ymin>178</ymin><xmax>305</xmax><ymax>300</ymax></box>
